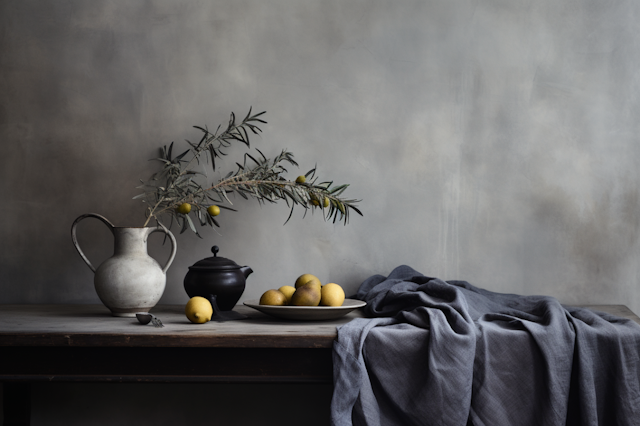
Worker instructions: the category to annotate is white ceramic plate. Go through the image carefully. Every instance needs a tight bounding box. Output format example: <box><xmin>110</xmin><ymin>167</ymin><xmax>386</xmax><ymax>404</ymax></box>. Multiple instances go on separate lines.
<box><xmin>243</xmin><ymin>298</ymin><xmax>366</xmax><ymax>321</ymax></box>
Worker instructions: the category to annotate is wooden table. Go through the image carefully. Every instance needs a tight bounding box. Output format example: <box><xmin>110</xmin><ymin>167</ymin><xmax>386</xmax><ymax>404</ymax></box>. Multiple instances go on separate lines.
<box><xmin>1</xmin><ymin>304</ymin><xmax>639</xmax><ymax>425</ymax></box>
<box><xmin>0</xmin><ymin>303</ymin><xmax>364</xmax><ymax>426</ymax></box>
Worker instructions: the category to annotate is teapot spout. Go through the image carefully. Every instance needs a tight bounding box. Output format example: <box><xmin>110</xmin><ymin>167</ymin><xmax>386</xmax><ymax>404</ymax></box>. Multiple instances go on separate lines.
<box><xmin>241</xmin><ymin>266</ymin><xmax>253</xmax><ymax>279</ymax></box>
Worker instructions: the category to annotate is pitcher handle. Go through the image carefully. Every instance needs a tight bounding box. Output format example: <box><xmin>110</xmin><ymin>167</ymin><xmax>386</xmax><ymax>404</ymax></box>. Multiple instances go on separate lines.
<box><xmin>147</xmin><ymin>223</ymin><xmax>177</xmax><ymax>274</ymax></box>
<box><xmin>71</xmin><ymin>213</ymin><xmax>115</xmax><ymax>273</ymax></box>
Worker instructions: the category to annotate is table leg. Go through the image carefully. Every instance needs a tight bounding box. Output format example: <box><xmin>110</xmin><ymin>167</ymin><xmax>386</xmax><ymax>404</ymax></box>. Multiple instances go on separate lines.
<box><xmin>3</xmin><ymin>382</ymin><xmax>31</xmax><ymax>426</ymax></box>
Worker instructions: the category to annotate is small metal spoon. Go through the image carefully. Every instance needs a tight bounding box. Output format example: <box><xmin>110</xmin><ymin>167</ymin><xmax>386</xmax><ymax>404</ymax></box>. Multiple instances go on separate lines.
<box><xmin>135</xmin><ymin>312</ymin><xmax>164</xmax><ymax>327</ymax></box>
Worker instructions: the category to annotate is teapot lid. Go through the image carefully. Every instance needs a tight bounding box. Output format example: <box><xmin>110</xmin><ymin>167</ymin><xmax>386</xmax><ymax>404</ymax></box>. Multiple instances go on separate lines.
<box><xmin>188</xmin><ymin>246</ymin><xmax>242</xmax><ymax>271</ymax></box>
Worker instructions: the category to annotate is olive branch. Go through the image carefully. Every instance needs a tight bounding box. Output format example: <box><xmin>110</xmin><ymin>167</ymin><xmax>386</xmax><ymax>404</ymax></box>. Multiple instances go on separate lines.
<box><xmin>135</xmin><ymin>108</ymin><xmax>362</xmax><ymax>236</ymax></box>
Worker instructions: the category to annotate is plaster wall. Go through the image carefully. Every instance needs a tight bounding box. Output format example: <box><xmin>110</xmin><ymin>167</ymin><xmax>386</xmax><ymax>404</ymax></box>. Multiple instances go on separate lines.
<box><xmin>1</xmin><ymin>0</ymin><xmax>640</xmax><ymax>424</ymax></box>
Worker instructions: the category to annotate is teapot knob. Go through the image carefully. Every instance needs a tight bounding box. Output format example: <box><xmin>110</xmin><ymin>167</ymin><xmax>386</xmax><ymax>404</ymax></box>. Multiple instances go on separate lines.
<box><xmin>211</xmin><ymin>246</ymin><xmax>219</xmax><ymax>257</ymax></box>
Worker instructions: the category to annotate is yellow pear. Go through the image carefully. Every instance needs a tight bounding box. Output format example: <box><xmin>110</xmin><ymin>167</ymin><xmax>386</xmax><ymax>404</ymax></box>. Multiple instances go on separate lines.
<box><xmin>278</xmin><ymin>285</ymin><xmax>296</xmax><ymax>305</ymax></box>
<box><xmin>290</xmin><ymin>283</ymin><xmax>321</xmax><ymax>306</ymax></box>
<box><xmin>302</xmin><ymin>279</ymin><xmax>321</xmax><ymax>292</ymax></box>
<box><xmin>294</xmin><ymin>273</ymin><xmax>321</xmax><ymax>289</ymax></box>
<box><xmin>259</xmin><ymin>289</ymin><xmax>287</xmax><ymax>306</ymax></box>
<box><xmin>321</xmin><ymin>283</ymin><xmax>345</xmax><ymax>306</ymax></box>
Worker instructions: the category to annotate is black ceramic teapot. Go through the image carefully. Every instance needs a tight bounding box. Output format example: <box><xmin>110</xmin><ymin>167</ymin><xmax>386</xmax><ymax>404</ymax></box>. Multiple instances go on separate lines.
<box><xmin>184</xmin><ymin>246</ymin><xmax>253</xmax><ymax>311</ymax></box>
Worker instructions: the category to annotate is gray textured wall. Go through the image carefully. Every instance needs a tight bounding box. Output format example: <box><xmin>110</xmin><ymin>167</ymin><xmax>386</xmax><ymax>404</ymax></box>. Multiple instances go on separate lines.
<box><xmin>1</xmin><ymin>0</ymin><xmax>640</xmax><ymax>423</ymax></box>
<box><xmin>2</xmin><ymin>0</ymin><xmax>639</xmax><ymax>311</ymax></box>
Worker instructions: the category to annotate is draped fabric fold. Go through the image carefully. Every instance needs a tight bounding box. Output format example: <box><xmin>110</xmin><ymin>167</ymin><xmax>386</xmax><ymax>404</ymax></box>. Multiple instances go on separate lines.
<box><xmin>331</xmin><ymin>265</ymin><xmax>640</xmax><ymax>426</ymax></box>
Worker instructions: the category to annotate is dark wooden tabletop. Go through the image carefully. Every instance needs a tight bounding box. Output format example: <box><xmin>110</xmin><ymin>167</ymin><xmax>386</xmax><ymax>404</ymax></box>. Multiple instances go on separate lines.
<box><xmin>0</xmin><ymin>303</ymin><xmax>364</xmax><ymax>348</ymax></box>
<box><xmin>0</xmin><ymin>303</ymin><xmax>368</xmax><ymax>385</ymax></box>
<box><xmin>1</xmin><ymin>304</ymin><xmax>638</xmax><ymax>344</ymax></box>
<box><xmin>1</xmin><ymin>304</ymin><xmax>639</xmax><ymax>348</ymax></box>
<box><xmin>1</xmin><ymin>303</ymin><xmax>639</xmax><ymax>385</ymax></box>
<box><xmin>1</xmin><ymin>303</ymin><xmax>640</xmax><ymax>426</ymax></box>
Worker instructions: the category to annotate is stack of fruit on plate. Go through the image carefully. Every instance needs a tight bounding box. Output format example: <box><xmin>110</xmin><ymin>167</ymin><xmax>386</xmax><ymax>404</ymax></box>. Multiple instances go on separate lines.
<box><xmin>259</xmin><ymin>274</ymin><xmax>345</xmax><ymax>307</ymax></box>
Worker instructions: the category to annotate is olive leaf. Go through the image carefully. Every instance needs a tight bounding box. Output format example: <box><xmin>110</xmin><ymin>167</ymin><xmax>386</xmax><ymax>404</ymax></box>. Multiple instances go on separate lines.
<box><xmin>135</xmin><ymin>108</ymin><xmax>362</xmax><ymax>234</ymax></box>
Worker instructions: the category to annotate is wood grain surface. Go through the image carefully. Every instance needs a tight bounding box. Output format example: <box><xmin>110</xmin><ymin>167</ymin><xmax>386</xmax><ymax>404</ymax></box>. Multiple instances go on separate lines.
<box><xmin>0</xmin><ymin>304</ymin><xmax>364</xmax><ymax>348</ymax></box>
<box><xmin>1</xmin><ymin>304</ymin><xmax>638</xmax><ymax>349</ymax></box>
<box><xmin>1</xmin><ymin>304</ymin><xmax>639</xmax><ymax>384</ymax></box>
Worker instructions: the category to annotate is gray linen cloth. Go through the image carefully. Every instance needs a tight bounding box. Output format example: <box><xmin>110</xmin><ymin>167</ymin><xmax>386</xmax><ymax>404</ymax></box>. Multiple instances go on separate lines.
<box><xmin>331</xmin><ymin>265</ymin><xmax>640</xmax><ymax>426</ymax></box>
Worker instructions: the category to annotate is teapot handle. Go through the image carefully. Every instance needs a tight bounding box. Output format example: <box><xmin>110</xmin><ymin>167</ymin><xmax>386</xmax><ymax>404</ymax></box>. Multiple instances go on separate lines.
<box><xmin>71</xmin><ymin>213</ymin><xmax>115</xmax><ymax>273</ymax></box>
<box><xmin>146</xmin><ymin>224</ymin><xmax>177</xmax><ymax>274</ymax></box>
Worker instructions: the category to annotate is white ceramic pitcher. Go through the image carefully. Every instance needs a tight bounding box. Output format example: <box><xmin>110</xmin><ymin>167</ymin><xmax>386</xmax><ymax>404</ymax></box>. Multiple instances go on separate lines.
<box><xmin>71</xmin><ymin>213</ymin><xmax>177</xmax><ymax>317</ymax></box>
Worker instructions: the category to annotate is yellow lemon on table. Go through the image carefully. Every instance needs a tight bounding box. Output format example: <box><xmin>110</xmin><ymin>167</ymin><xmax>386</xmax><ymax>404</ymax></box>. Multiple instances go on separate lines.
<box><xmin>321</xmin><ymin>283</ymin><xmax>345</xmax><ymax>306</ymax></box>
<box><xmin>185</xmin><ymin>296</ymin><xmax>213</xmax><ymax>324</ymax></box>
<box><xmin>294</xmin><ymin>273</ymin><xmax>320</xmax><ymax>289</ymax></box>
<box><xmin>260</xmin><ymin>289</ymin><xmax>287</xmax><ymax>306</ymax></box>
<box><xmin>278</xmin><ymin>285</ymin><xmax>296</xmax><ymax>305</ymax></box>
